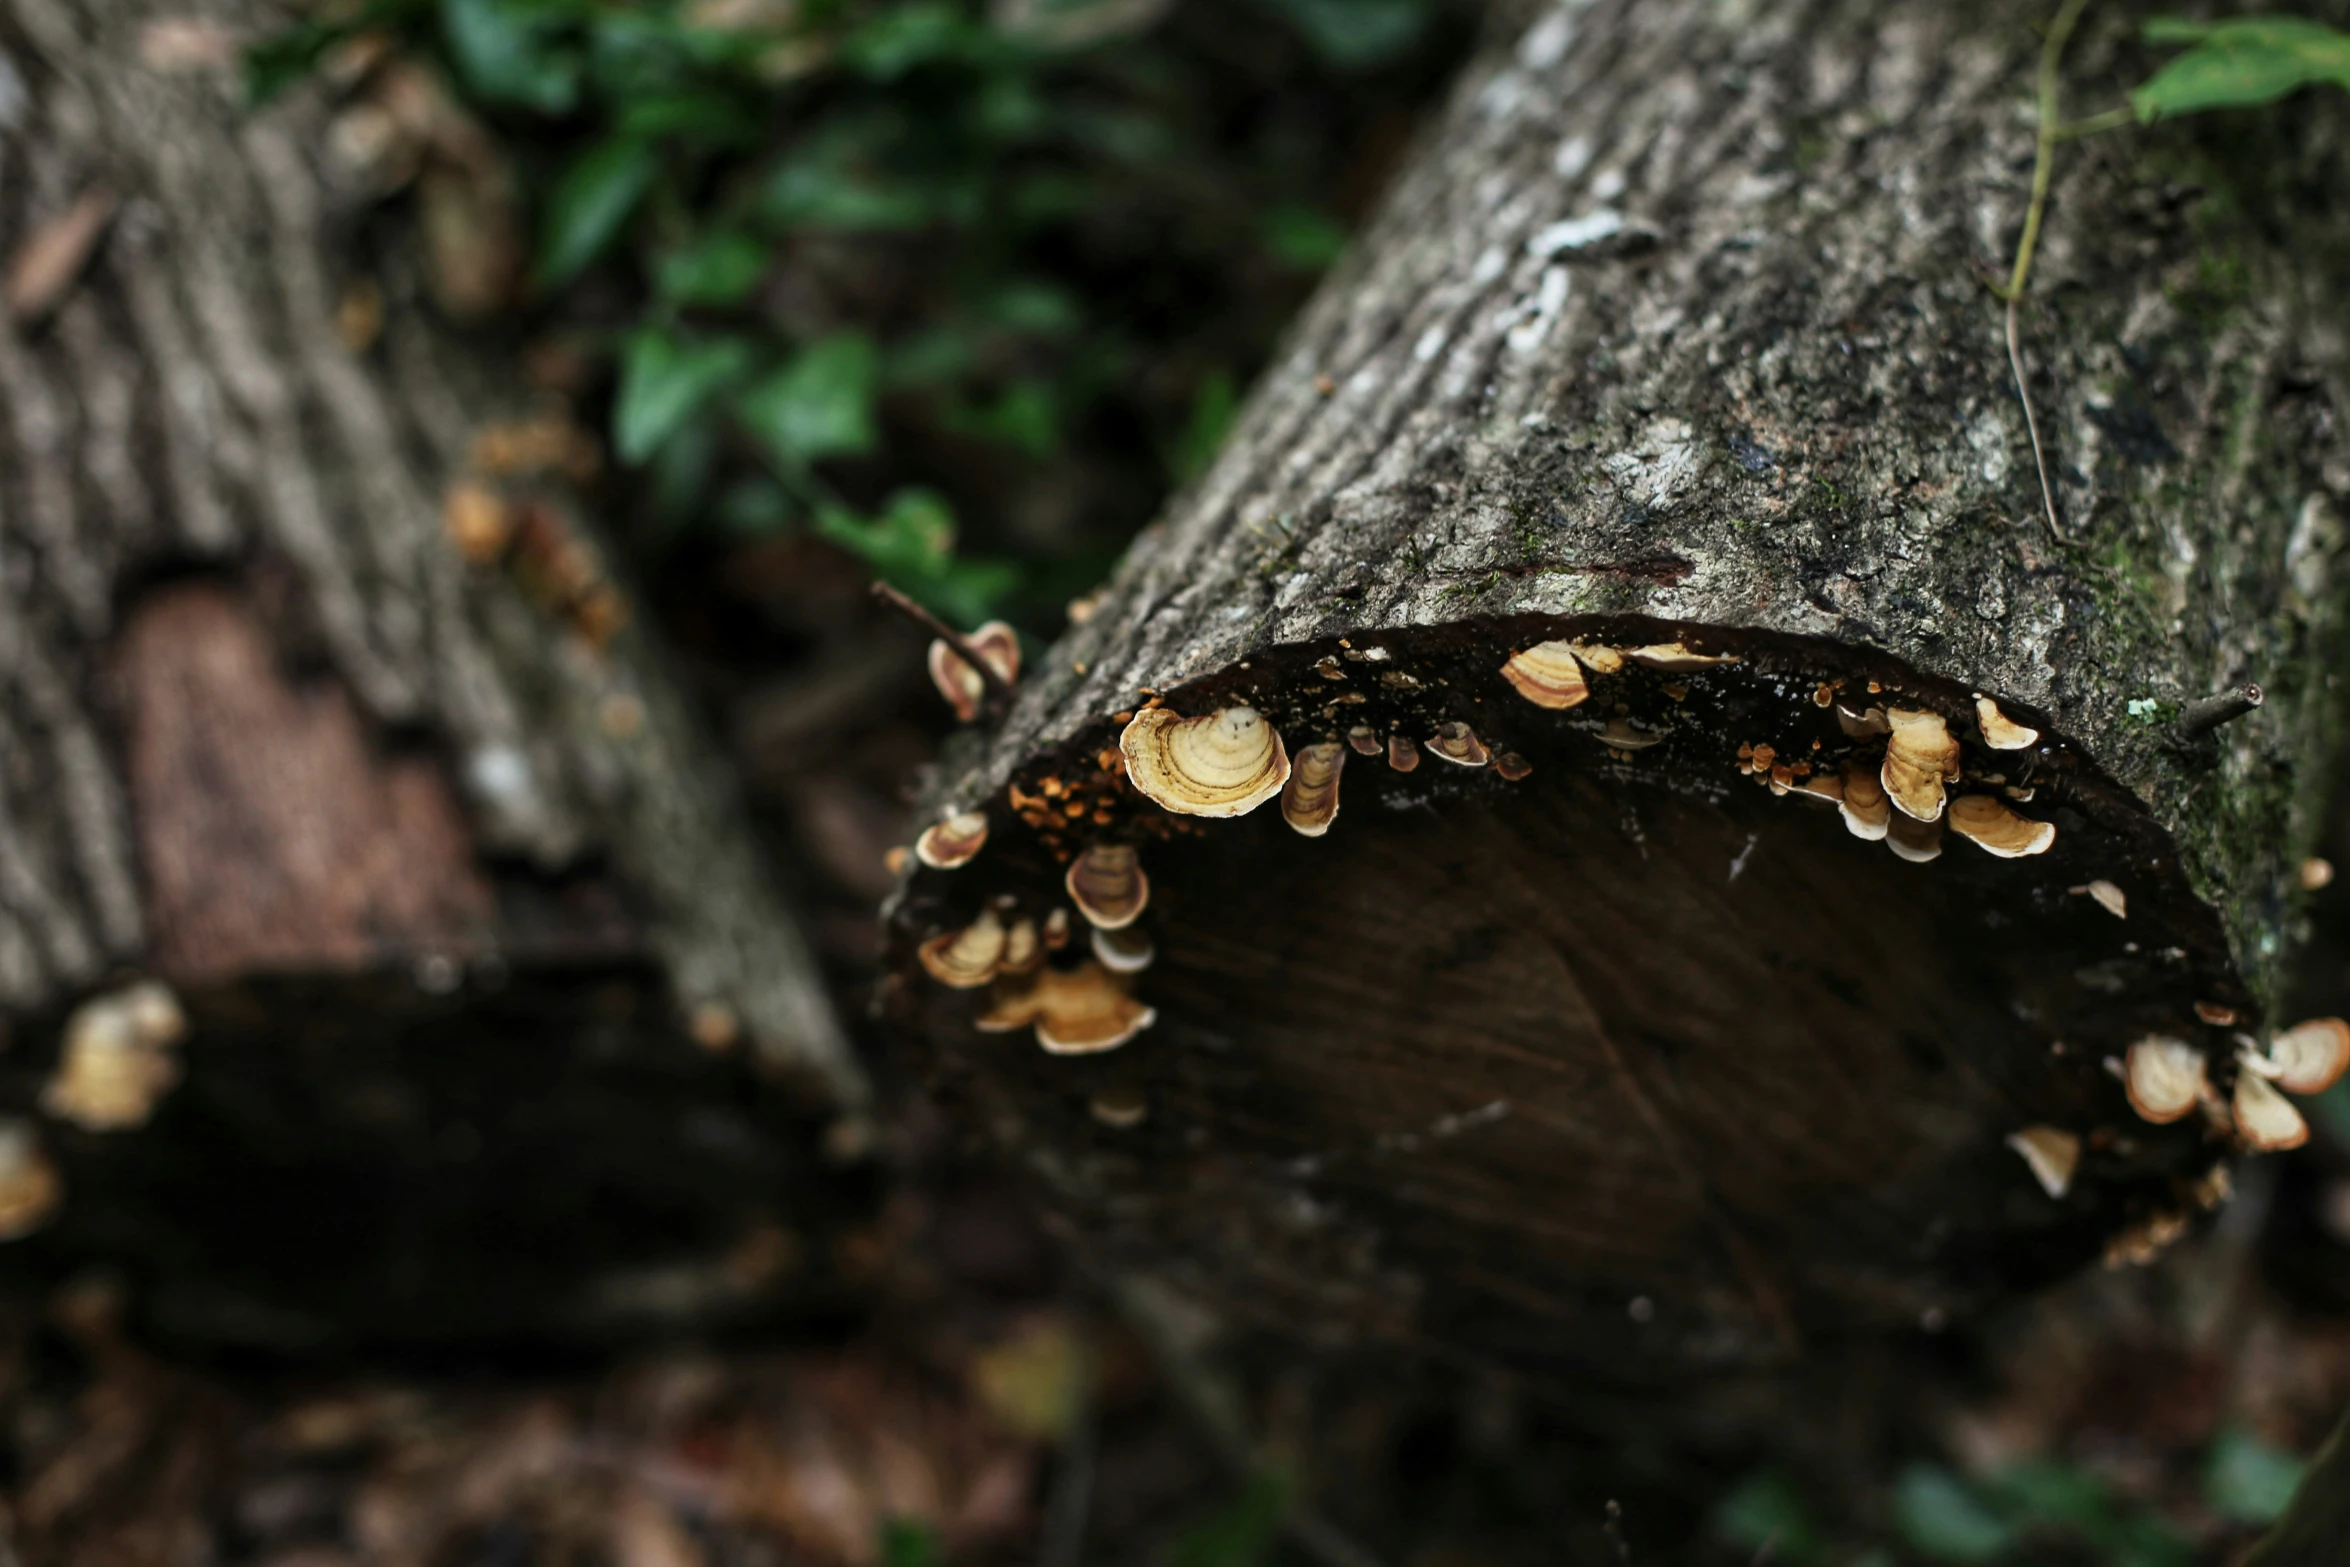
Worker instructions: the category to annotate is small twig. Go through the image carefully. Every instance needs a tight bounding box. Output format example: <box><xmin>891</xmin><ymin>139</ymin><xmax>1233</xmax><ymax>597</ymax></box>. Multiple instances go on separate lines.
<box><xmin>2005</xmin><ymin>295</ymin><xmax>2070</xmax><ymax>546</ymax></box>
<box><xmin>869</xmin><ymin>579</ymin><xmax>1014</xmax><ymax>720</ymax></box>
<box><xmin>2177</xmin><ymin>683</ymin><xmax>2264</xmax><ymax>738</ymax></box>
<box><xmin>1996</xmin><ymin>0</ymin><xmax>2097</xmax><ymax>547</ymax></box>
<box><xmin>2055</xmin><ymin>104</ymin><xmax>2134</xmax><ymax>141</ymax></box>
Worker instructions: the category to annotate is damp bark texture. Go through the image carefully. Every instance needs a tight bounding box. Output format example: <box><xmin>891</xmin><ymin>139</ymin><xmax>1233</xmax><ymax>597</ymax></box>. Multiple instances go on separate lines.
<box><xmin>0</xmin><ymin>0</ymin><xmax>866</xmax><ymax>1348</ymax></box>
<box><xmin>887</xmin><ymin>0</ymin><xmax>2350</xmax><ymax>1377</ymax></box>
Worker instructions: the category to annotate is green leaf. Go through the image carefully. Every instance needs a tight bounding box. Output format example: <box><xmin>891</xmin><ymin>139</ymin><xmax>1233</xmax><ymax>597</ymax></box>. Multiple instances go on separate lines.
<box><xmin>764</xmin><ymin>155</ymin><xmax>935</xmax><ymax>232</ymax></box>
<box><xmin>840</xmin><ymin>3</ymin><xmax>982</xmax><ymax>78</ymax></box>
<box><xmin>443</xmin><ymin>0</ymin><xmax>583</xmax><ymax>113</ymax></box>
<box><xmin>877</xmin><ymin>1519</ymin><xmax>942</xmax><ymax>1567</ymax></box>
<box><xmin>1711</xmin><ymin>1472</ymin><xmax>1823</xmax><ymax>1565</ymax></box>
<box><xmin>656</xmin><ymin>232</ymin><xmax>769</xmax><ymax>306</ymax></box>
<box><xmin>1263</xmin><ymin>205</ymin><xmax>1349</xmax><ymax>270</ymax></box>
<box><xmin>1172</xmin><ymin>369</ymin><xmax>1238</xmax><ymax>483</ymax></box>
<box><xmin>1254</xmin><ymin>0</ymin><xmax>1431</xmax><ymax>68</ymax></box>
<box><xmin>617</xmin><ymin>93</ymin><xmax>762</xmax><ymax>144</ymax></box>
<box><xmin>2132</xmin><ymin>17</ymin><xmax>2350</xmax><ymax>122</ymax></box>
<box><xmin>814</xmin><ymin>490</ymin><xmax>1017</xmax><ymax>625</ymax></box>
<box><xmin>537</xmin><ymin>137</ymin><xmax>658</xmax><ymax>287</ymax></box>
<box><xmin>246</xmin><ymin>0</ymin><xmax>420</xmax><ymax>106</ymax></box>
<box><xmin>736</xmin><ymin>334</ymin><xmax>879</xmax><ymax>465</ymax></box>
<box><xmin>2206</xmin><ymin>1425</ymin><xmax>2310</xmax><ymax>1525</ymax></box>
<box><xmin>1894</xmin><ymin>1466</ymin><xmax>2014</xmax><ymax>1564</ymax></box>
<box><xmin>1173</xmin><ymin>1474</ymin><xmax>1289</xmax><ymax>1567</ymax></box>
<box><xmin>613</xmin><ymin>332</ymin><xmax>753</xmax><ymax>465</ymax></box>
<box><xmin>957</xmin><ymin>379</ymin><xmax>1059</xmax><ymax>459</ymax></box>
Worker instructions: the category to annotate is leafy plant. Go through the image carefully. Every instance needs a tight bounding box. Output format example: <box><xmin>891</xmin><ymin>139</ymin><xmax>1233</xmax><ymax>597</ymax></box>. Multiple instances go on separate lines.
<box><xmin>2134</xmin><ymin>16</ymin><xmax>2350</xmax><ymax>122</ymax></box>
<box><xmin>251</xmin><ymin>0</ymin><xmax>1464</xmax><ymax>628</ymax></box>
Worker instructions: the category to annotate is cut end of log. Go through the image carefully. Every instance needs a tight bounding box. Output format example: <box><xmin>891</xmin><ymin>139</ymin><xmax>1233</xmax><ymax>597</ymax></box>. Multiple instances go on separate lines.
<box><xmin>888</xmin><ymin>616</ymin><xmax>2246</xmax><ymax>1375</ymax></box>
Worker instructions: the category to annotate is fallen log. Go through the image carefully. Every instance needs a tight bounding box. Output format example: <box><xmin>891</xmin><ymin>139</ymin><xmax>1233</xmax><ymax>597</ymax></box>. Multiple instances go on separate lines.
<box><xmin>886</xmin><ymin>0</ymin><xmax>2350</xmax><ymax>1378</ymax></box>
<box><xmin>0</xmin><ymin>0</ymin><xmax>867</xmax><ymax>1349</ymax></box>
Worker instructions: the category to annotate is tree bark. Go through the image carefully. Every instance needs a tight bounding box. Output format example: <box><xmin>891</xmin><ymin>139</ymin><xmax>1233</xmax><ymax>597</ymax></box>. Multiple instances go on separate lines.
<box><xmin>886</xmin><ymin>0</ymin><xmax>2350</xmax><ymax>1378</ymax></box>
<box><xmin>0</xmin><ymin>0</ymin><xmax>868</xmax><ymax>1349</ymax></box>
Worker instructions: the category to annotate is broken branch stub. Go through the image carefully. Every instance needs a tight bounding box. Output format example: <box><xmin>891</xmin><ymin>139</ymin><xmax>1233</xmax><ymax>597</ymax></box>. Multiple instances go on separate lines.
<box><xmin>885</xmin><ymin>0</ymin><xmax>2344</xmax><ymax>1384</ymax></box>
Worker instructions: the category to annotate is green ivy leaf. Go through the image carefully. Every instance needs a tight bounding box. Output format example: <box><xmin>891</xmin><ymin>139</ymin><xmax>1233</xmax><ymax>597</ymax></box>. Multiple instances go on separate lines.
<box><xmin>1253</xmin><ymin>0</ymin><xmax>1431</xmax><ymax>69</ymax></box>
<box><xmin>613</xmin><ymin>332</ymin><xmax>753</xmax><ymax>465</ymax></box>
<box><xmin>1263</xmin><ymin>205</ymin><xmax>1348</xmax><ymax>270</ymax></box>
<box><xmin>840</xmin><ymin>3</ymin><xmax>984</xmax><ymax>78</ymax></box>
<box><xmin>617</xmin><ymin>93</ymin><xmax>763</xmax><ymax>144</ymax></box>
<box><xmin>2206</xmin><ymin>1425</ymin><xmax>2310</xmax><ymax>1525</ymax></box>
<box><xmin>1712</xmin><ymin>1472</ymin><xmax>1824</xmax><ymax>1565</ymax></box>
<box><xmin>1894</xmin><ymin>1466</ymin><xmax>2014</xmax><ymax>1564</ymax></box>
<box><xmin>443</xmin><ymin>0</ymin><xmax>583</xmax><ymax>113</ymax></box>
<box><xmin>736</xmin><ymin>334</ymin><xmax>880</xmax><ymax>465</ymax></box>
<box><xmin>764</xmin><ymin>158</ymin><xmax>935</xmax><ymax>232</ymax></box>
<box><xmin>2133</xmin><ymin>17</ymin><xmax>2350</xmax><ymax>122</ymax></box>
<box><xmin>537</xmin><ymin>136</ymin><xmax>658</xmax><ymax>287</ymax></box>
<box><xmin>815</xmin><ymin>490</ymin><xmax>1017</xmax><ymax>624</ymax></box>
<box><xmin>656</xmin><ymin>232</ymin><xmax>769</xmax><ymax>306</ymax></box>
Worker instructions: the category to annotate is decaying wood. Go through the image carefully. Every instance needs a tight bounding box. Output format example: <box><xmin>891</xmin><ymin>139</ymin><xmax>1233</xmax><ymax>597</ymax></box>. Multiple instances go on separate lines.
<box><xmin>0</xmin><ymin>0</ymin><xmax>864</xmax><ymax>1342</ymax></box>
<box><xmin>887</xmin><ymin>0</ymin><xmax>2350</xmax><ymax>1376</ymax></box>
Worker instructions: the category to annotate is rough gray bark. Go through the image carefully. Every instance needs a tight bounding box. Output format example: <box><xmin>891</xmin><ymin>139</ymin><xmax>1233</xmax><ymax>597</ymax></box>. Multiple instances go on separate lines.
<box><xmin>888</xmin><ymin>0</ymin><xmax>2350</xmax><ymax>1377</ymax></box>
<box><xmin>0</xmin><ymin>0</ymin><xmax>868</xmax><ymax>1346</ymax></box>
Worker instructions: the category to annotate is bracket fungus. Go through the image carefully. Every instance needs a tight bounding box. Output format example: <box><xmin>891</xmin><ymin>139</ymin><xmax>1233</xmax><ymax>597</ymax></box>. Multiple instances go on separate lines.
<box><xmin>918</xmin><ymin>907</ymin><xmax>1011</xmax><ymax>989</ymax></box>
<box><xmin>43</xmin><ymin>980</ymin><xmax>188</xmax><ymax>1132</ymax></box>
<box><xmin>2256</xmin><ymin>1017</ymin><xmax>2350</xmax><ymax>1095</ymax></box>
<box><xmin>1001</xmin><ymin>917</ymin><xmax>1045</xmax><ymax>976</ymax></box>
<box><xmin>1974</xmin><ymin>696</ymin><xmax>2040</xmax><ymax>751</ymax></box>
<box><xmin>1280</xmin><ymin>742</ymin><xmax>1346</xmax><ymax>836</ymax></box>
<box><xmin>2077</xmin><ymin>880</ymin><xmax>2128</xmax><ymax>920</ymax></box>
<box><xmin>1625</xmin><ymin>642</ymin><xmax>1737</xmax><ymax>671</ymax></box>
<box><xmin>1836</xmin><ymin>761</ymin><xmax>1891</xmax><ymax>840</ymax></box>
<box><xmin>1119</xmin><ymin>706</ymin><xmax>1290</xmax><ymax>817</ymax></box>
<box><xmin>981</xmin><ymin>963</ymin><xmax>1157</xmax><ymax>1055</ymax></box>
<box><xmin>1501</xmin><ymin>641</ymin><xmax>1592</xmax><ymax>709</ymax></box>
<box><xmin>1090</xmin><ymin>924</ymin><xmax>1156</xmax><ymax>975</ymax></box>
<box><xmin>1947</xmin><ymin>794</ymin><xmax>2056</xmax><ymax>858</ymax></box>
<box><xmin>1881</xmin><ymin>708</ymin><xmax>1961</xmax><ymax>822</ymax></box>
<box><xmin>928</xmin><ymin>621</ymin><xmax>1021</xmax><ymax>723</ymax></box>
<box><xmin>1066</xmin><ymin>842</ymin><xmax>1150</xmax><ymax>930</ymax></box>
<box><xmin>915</xmin><ymin>810</ymin><xmax>991</xmax><ymax>870</ymax></box>
<box><xmin>1426</xmin><ymin>721</ymin><xmax>1491</xmax><ymax>767</ymax></box>
<box><xmin>2124</xmin><ymin>1037</ymin><xmax>2207</xmax><ymax>1125</ymax></box>
<box><xmin>2005</xmin><ymin>1127</ymin><xmax>2080</xmax><ymax>1200</ymax></box>
<box><xmin>2232</xmin><ymin>1069</ymin><xmax>2309</xmax><ymax>1152</ymax></box>
<box><xmin>1599</xmin><ymin>718</ymin><xmax>1664</xmax><ymax>752</ymax></box>
<box><xmin>1387</xmin><ymin>734</ymin><xmax>1422</xmax><ymax>772</ymax></box>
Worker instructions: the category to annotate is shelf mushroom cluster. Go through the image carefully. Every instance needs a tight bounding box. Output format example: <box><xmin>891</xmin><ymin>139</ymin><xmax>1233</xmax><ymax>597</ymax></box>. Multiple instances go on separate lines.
<box><xmin>2124</xmin><ymin>1018</ymin><xmax>2350</xmax><ymax>1152</ymax></box>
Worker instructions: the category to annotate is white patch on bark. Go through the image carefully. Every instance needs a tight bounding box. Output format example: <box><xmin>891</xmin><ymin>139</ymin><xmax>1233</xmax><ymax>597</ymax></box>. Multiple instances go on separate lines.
<box><xmin>1529</xmin><ymin>208</ymin><xmax>1623</xmax><ymax>255</ymax></box>
<box><xmin>1604</xmin><ymin>417</ymin><xmax>1703</xmax><ymax>507</ymax></box>
<box><xmin>1505</xmin><ymin>267</ymin><xmax>1570</xmax><ymax>354</ymax></box>
<box><xmin>1517</xmin><ymin>9</ymin><xmax>1575</xmax><ymax>70</ymax></box>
